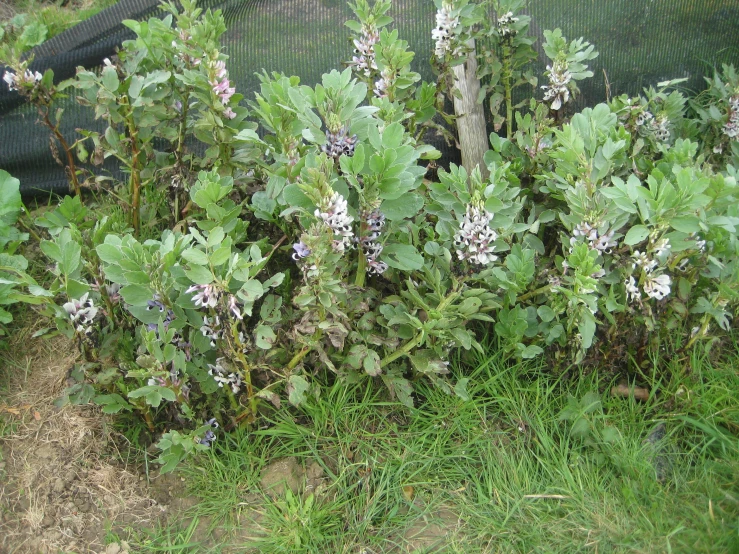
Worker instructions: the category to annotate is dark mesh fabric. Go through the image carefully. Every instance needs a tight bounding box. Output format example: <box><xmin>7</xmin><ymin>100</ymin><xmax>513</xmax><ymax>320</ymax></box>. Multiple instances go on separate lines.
<box><xmin>1</xmin><ymin>0</ymin><xmax>737</xmax><ymax>196</ymax></box>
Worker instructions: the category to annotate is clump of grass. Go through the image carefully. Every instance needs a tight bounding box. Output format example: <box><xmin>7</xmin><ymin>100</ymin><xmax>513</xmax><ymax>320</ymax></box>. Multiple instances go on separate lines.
<box><xmin>159</xmin><ymin>338</ymin><xmax>739</xmax><ymax>553</ymax></box>
<box><xmin>2</xmin><ymin>0</ymin><xmax>118</xmax><ymax>43</ymax></box>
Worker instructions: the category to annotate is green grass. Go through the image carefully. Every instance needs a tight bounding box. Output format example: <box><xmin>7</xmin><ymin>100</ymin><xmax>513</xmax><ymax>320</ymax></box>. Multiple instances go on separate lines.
<box><xmin>3</xmin><ymin>0</ymin><xmax>118</xmax><ymax>40</ymax></box>
<box><xmin>126</xmin><ymin>338</ymin><xmax>739</xmax><ymax>553</ymax></box>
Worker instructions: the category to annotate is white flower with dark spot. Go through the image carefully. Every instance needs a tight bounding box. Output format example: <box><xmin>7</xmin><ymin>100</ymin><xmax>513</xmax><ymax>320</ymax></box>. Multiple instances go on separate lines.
<box><xmin>208</xmin><ymin>359</ymin><xmax>242</xmax><ymax>394</ymax></box>
<box><xmin>454</xmin><ymin>205</ymin><xmax>498</xmax><ymax>266</ymax></box>
<box><xmin>624</xmin><ymin>275</ymin><xmax>640</xmax><ymax>304</ymax></box>
<box><xmin>643</xmin><ymin>273</ymin><xmax>671</xmax><ymax>300</ymax></box>
<box><xmin>542</xmin><ymin>60</ymin><xmax>572</xmax><ymax>110</ymax></box>
<box><xmin>63</xmin><ymin>293</ymin><xmax>98</xmax><ymax>333</ymax></box>
<box><xmin>315</xmin><ymin>192</ymin><xmax>354</xmax><ymax>252</ymax></box>
<box><xmin>432</xmin><ymin>4</ymin><xmax>459</xmax><ymax>59</ymax></box>
<box><xmin>187</xmin><ymin>284</ymin><xmax>219</xmax><ymax>309</ymax></box>
<box><xmin>497</xmin><ymin>11</ymin><xmax>519</xmax><ymax>37</ymax></box>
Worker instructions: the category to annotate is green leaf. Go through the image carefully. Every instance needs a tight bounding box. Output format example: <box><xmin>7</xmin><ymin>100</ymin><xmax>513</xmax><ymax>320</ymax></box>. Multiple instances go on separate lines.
<box><xmin>363</xmin><ymin>349</ymin><xmax>382</xmax><ymax>376</ymax></box>
<box><xmin>207</xmin><ymin>227</ymin><xmax>225</xmax><ymax>248</ymax></box>
<box><xmin>239</xmin><ymin>280</ymin><xmax>264</xmax><ymax>302</ymax></box>
<box><xmin>381</xmin><ymin>244</ymin><xmax>424</xmax><ymax>271</ymax></box>
<box><xmin>255</xmin><ymin>324</ymin><xmax>276</xmax><ymax>349</ymax></box>
<box><xmin>287</xmin><ymin>375</ymin><xmax>310</xmax><ymax>406</ymax></box>
<box><xmin>182</xmin><ymin>248</ymin><xmax>209</xmax><ymax>266</ymax></box>
<box><xmin>102</xmin><ymin>66</ymin><xmax>119</xmax><ymax>92</ymax></box>
<box><xmin>0</xmin><ymin>170</ymin><xmax>22</xmax><ymax>227</ymax></box>
<box><xmin>623</xmin><ymin>225</ymin><xmax>650</xmax><ymax>246</ymax></box>
<box><xmin>381</xmin><ymin>193</ymin><xmax>424</xmax><ymax>220</ymax></box>
<box><xmin>520</xmin><ymin>344</ymin><xmax>544</xmax><ymax>359</ymax></box>
<box><xmin>119</xmin><ymin>284</ymin><xmax>152</xmax><ymax>306</ymax></box>
<box><xmin>96</xmin><ymin>243</ymin><xmax>122</xmax><ymax>264</ymax></box>
<box><xmin>537</xmin><ymin>305</ymin><xmax>556</xmax><ymax>322</ymax></box>
<box><xmin>60</xmin><ymin>239</ymin><xmax>81</xmax><ymax>276</ymax></box>
<box><xmin>670</xmin><ymin>216</ymin><xmax>701</xmax><ymax>233</ymax></box>
<box><xmin>185</xmin><ymin>265</ymin><xmax>213</xmax><ymax>285</ymax></box>
<box><xmin>454</xmin><ymin>378</ymin><xmax>470</xmax><ymax>401</ymax></box>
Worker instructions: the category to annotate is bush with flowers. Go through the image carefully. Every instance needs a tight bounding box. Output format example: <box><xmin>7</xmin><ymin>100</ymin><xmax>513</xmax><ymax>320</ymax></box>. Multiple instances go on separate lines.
<box><xmin>2</xmin><ymin>0</ymin><xmax>738</xmax><ymax>471</ymax></box>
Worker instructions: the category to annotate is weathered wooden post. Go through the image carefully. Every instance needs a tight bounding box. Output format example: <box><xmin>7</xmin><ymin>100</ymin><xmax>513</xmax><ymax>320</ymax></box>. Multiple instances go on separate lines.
<box><xmin>452</xmin><ymin>39</ymin><xmax>489</xmax><ymax>180</ymax></box>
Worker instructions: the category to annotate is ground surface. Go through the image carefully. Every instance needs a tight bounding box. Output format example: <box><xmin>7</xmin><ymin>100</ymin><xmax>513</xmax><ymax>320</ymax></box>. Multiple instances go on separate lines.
<box><xmin>0</xmin><ymin>328</ymin><xmax>182</xmax><ymax>553</ymax></box>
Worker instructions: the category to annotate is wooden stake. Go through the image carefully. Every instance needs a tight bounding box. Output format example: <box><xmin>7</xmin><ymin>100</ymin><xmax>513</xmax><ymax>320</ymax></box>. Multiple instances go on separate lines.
<box><xmin>452</xmin><ymin>39</ymin><xmax>489</xmax><ymax>180</ymax></box>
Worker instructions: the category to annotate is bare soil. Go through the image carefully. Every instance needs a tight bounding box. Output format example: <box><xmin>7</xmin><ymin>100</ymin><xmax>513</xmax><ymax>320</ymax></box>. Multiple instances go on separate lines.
<box><xmin>0</xmin><ymin>325</ymin><xmax>187</xmax><ymax>554</ymax></box>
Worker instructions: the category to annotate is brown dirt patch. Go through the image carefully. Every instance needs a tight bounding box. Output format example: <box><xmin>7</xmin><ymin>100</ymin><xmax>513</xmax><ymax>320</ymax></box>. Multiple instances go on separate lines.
<box><xmin>0</xmin><ymin>324</ymin><xmax>178</xmax><ymax>553</ymax></box>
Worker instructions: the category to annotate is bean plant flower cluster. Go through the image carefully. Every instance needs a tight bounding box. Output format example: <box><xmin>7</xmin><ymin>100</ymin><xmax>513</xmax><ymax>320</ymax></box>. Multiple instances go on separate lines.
<box><xmin>626</xmin><ymin>248</ymin><xmax>673</xmax><ymax>303</ymax></box>
<box><xmin>359</xmin><ymin>209</ymin><xmax>388</xmax><ymax>275</ymax></box>
<box><xmin>63</xmin><ymin>293</ymin><xmax>98</xmax><ymax>335</ymax></box>
<box><xmin>636</xmin><ymin>110</ymin><xmax>671</xmax><ymax>143</ymax></box>
<box><xmin>570</xmin><ymin>222</ymin><xmax>618</xmax><ymax>254</ymax></box>
<box><xmin>724</xmin><ymin>95</ymin><xmax>739</xmax><ymax>139</ymax></box>
<box><xmin>541</xmin><ymin>29</ymin><xmax>598</xmax><ymax>112</ymax></box>
<box><xmin>432</xmin><ymin>2</ymin><xmax>460</xmax><ymax>59</ymax></box>
<box><xmin>542</xmin><ymin>59</ymin><xmax>572</xmax><ymax>111</ymax></box>
<box><xmin>322</xmin><ymin>126</ymin><xmax>359</xmax><ymax>160</ymax></box>
<box><xmin>454</xmin><ymin>205</ymin><xmax>498</xmax><ymax>265</ymax></box>
<box><xmin>349</xmin><ymin>23</ymin><xmax>380</xmax><ymax>77</ymax></box>
<box><xmin>2</xmin><ymin>68</ymin><xmax>41</xmax><ymax>92</ymax></box>
<box><xmin>207</xmin><ymin>359</ymin><xmax>243</xmax><ymax>394</ymax></box>
<box><xmin>207</xmin><ymin>58</ymin><xmax>237</xmax><ymax>120</ymax></box>
<box><xmin>315</xmin><ymin>191</ymin><xmax>355</xmax><ymax>253</ymax></box>
<box><xmin>496</xmin><ymin>11</ymin><xmax>519</xmax><ymax>38</ymax></box>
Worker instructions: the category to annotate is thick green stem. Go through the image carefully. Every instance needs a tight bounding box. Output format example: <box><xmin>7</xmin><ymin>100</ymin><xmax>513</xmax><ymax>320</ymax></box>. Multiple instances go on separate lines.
<box><xmin>518</xmin><ymin>284</ymin><xmax>553</xmax><ymax>302</ymax></box>
<box><xmin>502</xmin><ymin>40</ymin><xmax>513</xmax><ymax>141</ymax></box>
<box><xmin>683</xmin><ymin>315</ymin><xmax>711</xmax><ymax>351</ymax></box>
<box><xmin>287</xmin><ymin>346</ymin><xmax>311</xmax><ymax>370</ymax></box>
<box><xmin>381</xmin><ymin>332</ymin><xmax>424</xmax><ymax>368</ymax></box>
<box><xmin>17</xmin><ymin>216</ymin><xmax>42</xmax><ymax>243</ymax></box>
<box><xmin>355</xmin><ymin>249</ymin><xmax>367</xmax><ymax>287</ymax></box>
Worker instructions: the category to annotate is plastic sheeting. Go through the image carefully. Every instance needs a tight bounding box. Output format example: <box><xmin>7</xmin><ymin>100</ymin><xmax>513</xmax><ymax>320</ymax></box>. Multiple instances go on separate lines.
<box><xmin>1</xmin><ymin>0</ymin><xmax>737</xmax><ymax>195</ymax></box>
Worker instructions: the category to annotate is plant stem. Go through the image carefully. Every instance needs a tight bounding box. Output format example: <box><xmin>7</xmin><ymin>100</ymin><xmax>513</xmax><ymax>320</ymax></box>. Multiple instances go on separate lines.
<box><xmin>125</xmin><ymin>110</ymin><xmax>142</xmax><ymax>236</ymax></box>
<box><xmin>17</xmin><ymin>216</ymin><xmax>42</xmax><ymax>243</ymax></box>
<box><xmin>381</xmin><ymin>332</ymin><xmax>424</xmax><ymax>368</ymax></box>
<box><xmin>287</xmin><ymin>346</ymin><xmax>311</xmax><ymax>370</ymax></box>
<box><xmin>502</xmin><ymin>40</ymin><xmax>513</xmax><ymax>141</ymax></box>
<box><xmin>683</xmin><ymin>315</ymin><xmax>711</xmax><ymax>351</ymax></box>
<box><xmin>41</xmin><ymin>107</ymin><xmax>82</xmax><ymax>199</ymax></box>
<box><xmin>518</xmin><ymin>284</ymin><xmax>553</xmax><ymax>302</ymax></box>
<box><xmin>355</xmin><ymin>248</ymin><xmax>367</xmax><ymax>287</ymax></box>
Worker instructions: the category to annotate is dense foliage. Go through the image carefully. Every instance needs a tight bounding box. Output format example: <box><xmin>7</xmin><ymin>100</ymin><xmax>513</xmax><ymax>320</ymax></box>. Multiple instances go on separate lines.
<box><xmin>2</xmin><ymin>0</ymin><xmax>738</xmax><ymax>471</ymax></box>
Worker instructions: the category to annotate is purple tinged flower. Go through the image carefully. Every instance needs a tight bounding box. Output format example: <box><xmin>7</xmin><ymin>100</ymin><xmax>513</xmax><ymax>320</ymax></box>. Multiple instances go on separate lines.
<box><xmin>186</xmin><ymin>284</ymin><xmax>219</xmax><ymax>309</ymax></box>
<box><xmin>359</xmin><ymin>209</ymin><xmax>388</xmax><ymax>275</ymax></box>
<box><xmin>199</xmin><ymin>418</ymin><xmax>219</xmax><ymax>447</ymax></box>
<box><xmin>63</xmin><ymin>293</ymin><xmax>98</xmax><ymax>333</ymax></box>
<box><xmin>349</xmin><ymin>26</ymin><xmax>379</xmax><ymax>77</ymax></box>
<box><xmin>542</xmin><ymin>60</ymin><xmax>572</xmax><ymax>111</ymax></box>
<box><xmin>228</xmin><ymin>295</ymin><xmax>243</xmax><ymax>320</ymax></box>
<box><xmin>292</xmin><ymin>241</ymin><xmax>311</xmax><ymax>261</ymax></box>
<box><xmin>223</xmin><ymin>106</ymin><xmax>236</xmax><ymax>120</ymax></box>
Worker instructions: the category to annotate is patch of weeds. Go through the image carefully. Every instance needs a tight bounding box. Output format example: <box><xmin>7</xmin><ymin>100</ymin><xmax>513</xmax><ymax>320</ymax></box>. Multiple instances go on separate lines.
<box><xmin>165</xmin><ymin>338</ymin><xmax>739</xmax><ymax>553</ymax></box>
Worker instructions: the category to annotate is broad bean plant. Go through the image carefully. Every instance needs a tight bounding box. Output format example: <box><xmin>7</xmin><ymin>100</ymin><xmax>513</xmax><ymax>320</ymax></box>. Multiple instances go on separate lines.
<box><xmin>3</xmin><ymin>0</ymin><xmax>738</xmax><ymax>471</ymax></box>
